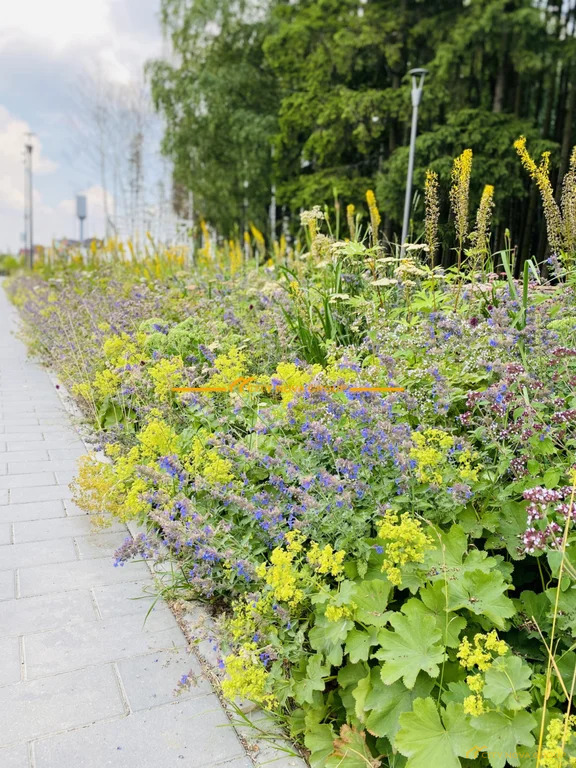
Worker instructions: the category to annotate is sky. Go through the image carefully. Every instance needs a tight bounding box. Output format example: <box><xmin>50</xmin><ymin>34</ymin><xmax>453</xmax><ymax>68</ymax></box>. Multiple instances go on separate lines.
<box><xmin>0</xmin><ymin>0</ymin><xmax>165</xmax><ymax>252</ymax></box>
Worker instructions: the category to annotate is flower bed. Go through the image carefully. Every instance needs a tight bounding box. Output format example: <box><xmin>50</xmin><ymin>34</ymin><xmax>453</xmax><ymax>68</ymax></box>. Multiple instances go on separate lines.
<box><xmin>8</xmin><ymin>242</ymin><xmax>576</xmax><ymax>768</ymax></box>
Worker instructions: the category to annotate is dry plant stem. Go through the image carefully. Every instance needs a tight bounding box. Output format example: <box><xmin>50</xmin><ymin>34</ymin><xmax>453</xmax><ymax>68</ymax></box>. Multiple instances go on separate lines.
<box><xmin>536</xmin><ymin>482</ymin><xmax>576</xmax><ymax>766</ymax></box>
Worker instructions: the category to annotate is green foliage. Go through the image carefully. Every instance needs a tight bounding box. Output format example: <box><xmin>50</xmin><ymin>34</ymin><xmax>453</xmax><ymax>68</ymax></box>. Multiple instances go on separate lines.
<box><xmin>13</xmin><ymin>238</ymin><xmax>576</xmax><ymax>766</ymax></box>
<box><xmin>150</xmin><ymin>0</ymin><xmax>576</xmax><ymax>259</ymax></box>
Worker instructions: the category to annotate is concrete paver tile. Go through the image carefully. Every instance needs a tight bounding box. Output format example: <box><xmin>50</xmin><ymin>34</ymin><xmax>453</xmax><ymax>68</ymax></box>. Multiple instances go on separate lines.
<box><xmin>23</xmin><ymin>612</ymin><xmax>185</xmax><ymax>678</ymax></box>
<box><xmin>33</xmin><ymin>696</ymin><xmax>245</xmax><ymax>768</ymax></box>
<box><xmin>19</xmin><ymin>558</ymin><xmax>150</xmax><ymax>598</ymax></box>
<box><xmin>0</xmin><ymin>636</ymin><xmax>21</xmax><ymax>685</ymax></box>
<box><xmin>0</xmin><ymin>665</ymin><xmax>126</xmax><ymax>747</ymax></box>
<box><xmin>0</xmin><ymin>591</ymin><xmax>97</xmax><ymax>637</ymax></box>
<box><xmin>0</xmin><ymin>538</ymin><xmax>77</xmax><ymax>571</ymax></box>
<box><xmin>116</xmin><ymin>648</ymin><xmax>212</xmax><ymax>711</ymax></box>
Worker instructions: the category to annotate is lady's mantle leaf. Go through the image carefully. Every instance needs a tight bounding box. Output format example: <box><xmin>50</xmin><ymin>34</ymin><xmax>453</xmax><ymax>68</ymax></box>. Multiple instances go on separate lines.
<box><xmin>445</xmin><ymin>569</ymin><xmax>516</xmax><ymax>628</ymax></box>
<box><xmin>326</xmin><ymin>725</ymin><xmax>380</xmax><ymax>768</ymax></box>
<box><xmin>396</xmin><ymin>698</ymin><xmax>476</xmax><ymax>768</ymax></box>
<box><xmin>364</xmin><ymin>669</ymin><xmax>435</xmax><ymax>739</ymax></box>
<box><xmin>470</xmin><ymin>710</ymin><xmax>536</xmax><ymax>768</ymax></box>
<box><xmin>373</xmin><ymin>602</ymin><xmax>445</xmax><ymax>689</ymax></box>
<box><xmin>483</xmin><ymin>656</ymin><xmax>532</xmax><ymax>710</ymax></box>
<box><xmin>304</xmin><ymin>724</ymin><xmax>336</xmax><ymax>768</ymax></box>
<box><xmin>352</xmin><ymin>579</ymin><xmax>392</xmax><ymax>627</ymax></box>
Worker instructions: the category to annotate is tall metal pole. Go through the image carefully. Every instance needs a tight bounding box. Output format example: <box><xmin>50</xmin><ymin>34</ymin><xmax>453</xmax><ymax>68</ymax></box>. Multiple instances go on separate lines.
<box><xmin>25</xmin><ymin>135</ymin><xmax>34</xmax><ymax>269</ymax></box>
<box><xmin>400</xmin><ymin>69</ymin><xmax>427</xmax><ymax>257</ymax></box>
<box><xmin>23</xmin><ymin>151</ymin><xmax>29</xmax><ymax>261</ymax></box>
<box><xmin>269</xmin><ymin>146</ymin><xmax>276</xmax><ymax>245</ymax></box>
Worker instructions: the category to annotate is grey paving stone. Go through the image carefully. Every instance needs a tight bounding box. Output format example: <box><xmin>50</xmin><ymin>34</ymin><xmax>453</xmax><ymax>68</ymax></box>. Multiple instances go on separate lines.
<box><xmin>62</xmin><ymin>498</ymin><xmax>90</xmax><ymax>516</ymax></box>
<box><xmin>0</xmin><ymin>570</ymin><xmax>15</xmax><ymax>600</ymax></box>
<box><xmin>19</xmin><ymin>558</ymin><xmax>150</xmax><ymax>597</ymax></box>
<box><xmin>0</xmin><ymin>490</ymin><xmax>8</xmax><ymax>505</ymax></box>
<box><xmin>53</xmin><ymin>469</ymin><xmax>76</xmax><ymax>486</ymax></box>
<box><xmin>33</xmin><ymin>696</ymin><xmax>245</xmax><ymax>768</ymax></box>
<box><xmin>116</xmin><ymin>649</ymin><xmax>212</xmax><ymax>711</ymax></box>
<box><xmin>0</xmin><ymin>405</ymin><xmax>37</xmax><ymax>415</ymax></box>
<box><xmin>7</xmin><ymin>438</ymin><xmax>84</xmax><ymax>452</ymax></box>
<box><xmin>75</xmin><ymin>531</ymin><xmax>131</xmax><ymax>560</ymax></box>
<box><xmin>92</xmin><ymin>580</ymin><xmax>168</xmax><ymax>620</ymax></box>
<box><xmin>0</xmin><ymin>501</ymin><xmax>65</xmax><ymax>525</ymax></box>
<box><xmin>8</xmin><ymin>485</ymin><xmax>73</xmax><ymax>505</ymax></box>
<box><xmin>7</xmin><ymin>460</ymin><xmax>77</xmax><ymax>475</ymax></box>
<box><xmin>0</xmin><ymin>418</ymin><xmax>40</xmax><ymax>427</ymax></box>
<box><xmin>0</xmin><ymin>450</ymin><xmax>50</xmax><ymax>463</ymax></box>
<box><xmin>0</xmin><ymin>743</ymin><xmax>30</xmax><ymax>767</ymax></box>
<box><xmin>0</xmin><ymin>591</ymin><xmax>97</xmax><ymax>637</ymax></box>
<box><xmin>0</xmin><ymin>538</ymin><xmax>77</xmax><ymax>571</ymax></box>
<box><xmin>14</xmin><ymin>516</ymin><xmax>120</xmax><ymax>543</ymax></box>
<box><xmin>0</xmin><ymin>464</ymin><xmax>6</xmax><ymax>476</ymax></box>
<box><xmin>0</xmin><ymin>524</ymin><xmax>11</xmax><ymax>545</ymax></box>
<box><xmin>24</xmin><ymin>611</ymin><xmax>185</xmax><ymax>678</ymax></box>
<box><xmin>0</xmin><ymin>473</ymin><xmax>56</xmax><ymax>491</ymax></box>
<box><xmin>2</xmin><ymin>432</ymin><xmax>44</xmax><ymax>442</ymax></box>
<box><xmin>0</xmin><ymin>665</ymin><xmax>126</xmax><ymax>747</ymax></box>
<box><xmin>0</xmin><ymin>636</ymin><xmax>21</xmax><ymax>685</ymax></box>
<box><xmin>47</xmin><ymin>448</ymin><xmax>86</xmax><ymax>461</ymax></box>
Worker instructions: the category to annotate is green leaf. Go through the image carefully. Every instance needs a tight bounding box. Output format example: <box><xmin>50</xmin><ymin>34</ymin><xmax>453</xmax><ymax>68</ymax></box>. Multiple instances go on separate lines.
<box><xmin>326</xmin><ymin>725</ymin><xmax>380</xmax><ymax>768</ymax></box>
<box><xmin>305</xmin><ymin>724</ymin><xmax>336</xmax><ymax>768</ymax></box>
<box><xmin>543</xmin><ymin>468</ymin><xmax>561</xmax><ymax>489</ymax></box>
<box><xmin>374</xmin><ymin>602</ymin><xmax>445</xmax><ymax>689</ymax></box>
<box><xmin>292</xmin><ymin>654</ymin><xmax>328</xmax><ymax>705</ymax></box>
<box><xmin>396</xmin><ymin>698</ymin><xmax>477</xmax><ymax>768</ymax></box>
<box><xmin>483</xmin><ymin>656</ymin><xmax>532</xmax><ymax>710</ymax></box>
<box><xmin>365</xmin><ymin>669</ymin><xmax>434</xmax><ymax>739</ymax></box>
<box><xmin>445</xmin><ymin>569</ymin><xmax>516</xmax><ymax>628</ymax></box>
<box><xmin>352</xmin><ymin>579</ymin><xmax>392</xmax><ymax>627</ymax></box>
<box><xmin>345</xmin><ymin>628</ymin><xmax>382</xmax><ymax>663</ymax></box>
<box><xmin>309</xmin><ymin>615</ymin><xmax>353</xmax><ymax>667</ymax></box>
<box><xmin>337</xmin><ymin>662</ymin><xmax>368</xmax><ymax>689</ymax></box>
<box><xmin>352</xmin><ymin>672</ymin><xmax>372</xmax><ymax>721</ymax></box>
<box><xmin>470</xmin><ymin>710</ymin><xmax>536</xmax><ymax>768</ymax></box>
<box><xmin>416</xmin><ymin>584</ymin><xmax>466</xmax><ymax>648</ymax></box>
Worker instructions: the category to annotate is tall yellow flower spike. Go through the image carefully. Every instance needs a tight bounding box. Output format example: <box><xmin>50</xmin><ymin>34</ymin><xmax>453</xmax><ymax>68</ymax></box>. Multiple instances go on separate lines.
<box><xmin>449</xmin><ymin>148</ymin><xmax>473</xmax><ymax>267</ymax></box>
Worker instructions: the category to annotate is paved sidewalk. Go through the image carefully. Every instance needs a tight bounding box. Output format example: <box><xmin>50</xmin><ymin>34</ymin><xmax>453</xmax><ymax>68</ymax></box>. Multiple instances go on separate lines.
<box><xmin>0</xmin><ymin>284</ymin><xmax>252</xmax><ymax>768</ymax></box>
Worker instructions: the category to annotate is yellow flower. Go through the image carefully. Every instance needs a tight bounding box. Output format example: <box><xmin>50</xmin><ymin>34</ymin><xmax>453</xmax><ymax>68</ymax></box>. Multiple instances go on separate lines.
<box><xmin>449</xmin><ymin>148</ymin><xmax>473</xmax><ymax>265</ymax></box>
<box><xmin>208</xmin><ymin>347</ymin><xmax>247</xmax><ymax>389</ymax></box>
<box><xmin>222</xmin><ymin>649</ymin><xmax>276</xmax><ymax>708</ymax></box>
<box><xmin>463</xmin><ymin>694</ymin><xmax>485</xmax><ymax>717</ymax></box>
<box><xmin>424</xmin><ymin>170</ymin><xmax>440</xmax><ymax>265</ymax></box>
<box><xmin>346</xmin><ymin>203</ymin><xmax>356</xmax><ymax>240</ymax></box>
<box><xmin>284</xmin><ymin>530</ymin><xmax>306</xmax><ymax>553</ymax></box>
<box><xmin>325</xmin><ymin>604</ymin><xmax>352</xmax><ymax>622</ymax></box>
<box><xmin>93</xmin><ymin>369</ymin><xmax>120</xmax><ymax>398</ymax></box>
<box><xmin>466</xmin><ymin>674</ymin><xmax>484</xmax><ymax>693</ymax></box>
<box><xmin>148</xmin><ymin>357</ymin><xmax>184</xmax><ymax>401</ymax></box>
<box><xmin>377</xmin><ymin>512</ymin><xmax>433</xmax><ymax>586</ymax></box>
<box><xmin>410</xmin><ymin>428</ymin><xmax>455</xmax><ymax>485</ymax></box>
<box><xmin>457</xmin><ymin>631</ymin><xmax>508</xmax><ymax>671</ymax></box>
<box><xmin>366</xmin><ymin>189</ymin><xmax>381</xmax><ymax>245</ymax></box>
<box><xmin>307</xmin><ymin>542</ymin><xmax>346</xmax><ymax>577</ymax></box>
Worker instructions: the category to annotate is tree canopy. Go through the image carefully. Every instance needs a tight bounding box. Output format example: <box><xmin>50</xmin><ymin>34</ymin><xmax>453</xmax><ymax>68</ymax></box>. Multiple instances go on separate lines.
<box><xmin>149</xmin><ymin>0</ymin><xmax>576</xmax><ymax>263</ymax></box>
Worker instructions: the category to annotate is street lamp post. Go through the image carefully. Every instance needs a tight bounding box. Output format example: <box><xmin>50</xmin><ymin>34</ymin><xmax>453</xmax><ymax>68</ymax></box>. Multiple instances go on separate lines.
<box><xmin>24</xmin><ymin>135</ymin><xmax>34</xmax><ymax>269</ymax></box>
<box><xmin>76</xmin><ymin>195</ymin><xmax>87</xmax><ymax>245</ymax></box>
<box><xmin>400</xmin><ymin>68</ymin><xmax>428</xmax><ymax>257</ymax></box>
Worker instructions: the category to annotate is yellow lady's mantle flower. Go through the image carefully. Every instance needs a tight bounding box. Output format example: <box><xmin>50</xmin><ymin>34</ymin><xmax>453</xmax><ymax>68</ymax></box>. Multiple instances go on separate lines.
<box><xmin>376</xmin><ymin>512</ymin><xmax>433</xmax><ymax>586</ymax></box>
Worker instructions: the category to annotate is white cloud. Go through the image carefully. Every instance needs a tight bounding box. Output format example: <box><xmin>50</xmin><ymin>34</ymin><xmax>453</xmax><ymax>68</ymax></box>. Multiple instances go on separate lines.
<box><xmin>0</xmin><ymin>105</ymin><xmax>109</xmax><ymax>251</ymax></box>
<box><xmin>0</xmin><ymin>105</ymin><xmax>56</xmax><ymax>214</ymax></box>
<box><xmin>0</xmin><ymin>0</ymin><xmax>161</xmax><ymax>84</ymax></box>
<box><xmin>0</xmin><ymin>1</ymin><xmax>111</xmax><ymax>53</ymax></box>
